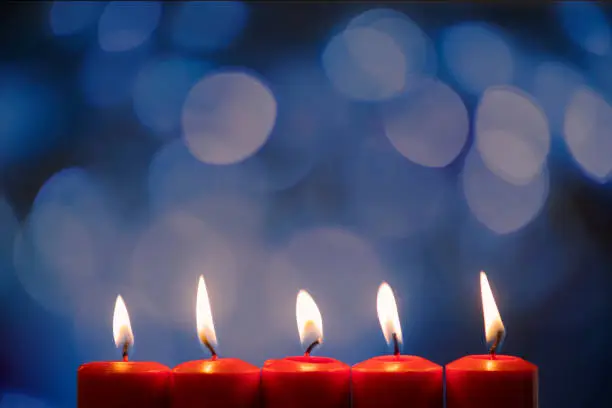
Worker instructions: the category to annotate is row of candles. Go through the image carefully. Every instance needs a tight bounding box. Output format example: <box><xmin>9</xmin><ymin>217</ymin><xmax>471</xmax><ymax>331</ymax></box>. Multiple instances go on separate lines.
<box><xmin>77</xmin><ymin>272</ymin><xmax>538</xmax><ymax>408</ymax></box>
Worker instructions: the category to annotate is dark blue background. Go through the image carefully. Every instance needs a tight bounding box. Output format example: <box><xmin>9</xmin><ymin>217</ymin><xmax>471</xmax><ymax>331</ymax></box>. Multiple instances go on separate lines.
<box><xmin>0</xmin><ymin>2</ymin><xmax>611</xmax><ymax>407</ymax></box>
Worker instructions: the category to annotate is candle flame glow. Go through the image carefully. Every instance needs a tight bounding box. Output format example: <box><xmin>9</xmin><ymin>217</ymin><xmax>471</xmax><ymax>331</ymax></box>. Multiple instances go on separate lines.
<box><xmin>113</xmin><ymin>295</ymin><xmax>134</xmax><ymax>348</ymax></box>
<box><xmin>296</xmin><ymin>290</ymin><xmax>323</xmax><ymax>346</ymax></box>
<box><xmin>196</xmin><ymin>275</ymin><xmax>218</xmax><ymax>348</ymax></box>
<box><xmin>377</xmin><ymin>282</ymin><xmax>403</xmax><ymax>346</ymax></box>
<box><xmin>480</xmin><ymin>271</ymin><xmax>506</xmax><ymax>346</ymax></box>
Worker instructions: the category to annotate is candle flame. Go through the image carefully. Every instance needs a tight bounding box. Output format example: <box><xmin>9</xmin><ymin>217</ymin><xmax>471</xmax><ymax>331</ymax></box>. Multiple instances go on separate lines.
<box><xmin>377</xmin><ymin>282</ymin><xmax>403</xmax><ymax>346</ymax></box>
<box><xmin>196</xmin><ymin>275</ymin><xmax>218</xmax><ymax>348</ymax></box>
<box><xmin>113</xmin><ymin>295</ymin><xmax>134</xmax><ymax>348</ymax></box>
<box><xmin>296</xmin><ymin>290</ymin><xmax>323</xmax><ymax>346</ymax></box>
<box><xmin>480</xmin><ymin>271</ymin><xmax>506</xmax><ymax>347</ymax></box>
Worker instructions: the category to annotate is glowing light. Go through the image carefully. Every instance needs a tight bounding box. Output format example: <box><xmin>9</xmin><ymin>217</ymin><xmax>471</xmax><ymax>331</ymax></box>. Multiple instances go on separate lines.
<box><xmin>462</xmin><ymin>148</ymin><xmax>549</xmax><ymax>235</ymax></box>
<box><xmin>98</xmin><ymin>1</ymin><xmax>162</xmax><ymax>52</ymax></box>
<box><xmin>564</xmin><ymin>86</ymin><xmax>612</xmax><ymax>182</ymax></box>
<box><xmin>377</xmin><ymin>282</ymin><xmax>402</xmax><ymax>345</ymax></box>
<box><xmin>133</xmin><ymin>56</ymin><xmax>211</xmax><ymax>136</ymax></box>
<box><xmin>50</xmin><ymin>1</ymin><xmax>104</xmax><ymax>36</ymax></box>
<box><xmin>322</xmin><ymin>27</ymin><xmax>407</xmax><ymax>101</ymax></box>
<box><xmin>382</xmin><ymin>79</ymin><xmax>468</xmax><ymax>167</ymax></box>
<box><xmin>264</xmin><ymin>227</ymin><xmax>386</xmax><ymax>346</ymax></box>
<box><xmin>476</xmin><ymin>86</ymin><xmax>550</xmax><ymax>186</ymax></box>
<box><xmin>480</xmin><ymin>271</ymin><xmax>505</xmax><ymax>345</ymax></box>
<box><xmin>172</xmin><ymin>1</ymin><xmax>248</xmax><ymax>53</ymax></box>
<box><xmin>442</xmin><ymin>22</ymin><xmax>513</xmax><ymax>95</ymax></box>
<box><xmin>196</xmin><ymin>275</ymin><xmax>218</xmax><ymax>348</ymax></box>
<box><xmin>556</xmin><ymin>3</ymin><xmax>610</xmax><ymax>56</ymax></box>
<box><xmin>296</xmin><ymin>290</ymin><xmax>323</xmax><ymax>346</ymax></box>
<box><xmin>130</xmin><ymin>211</ymin><xmax>238</xmax><ymax>325</ymax></box>
<box><xmin>113</xmin><ymin>295</ymin><xmax>134</xmax><ymax>347</ymax></box>
<box><xmin>182</xmin><ymin>70</ymin><xmax>277</xmax><ymax>165</ymax></box>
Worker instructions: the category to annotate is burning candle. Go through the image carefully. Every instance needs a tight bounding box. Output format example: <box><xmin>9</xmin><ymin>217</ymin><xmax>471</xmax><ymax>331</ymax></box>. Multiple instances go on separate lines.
<box><xmin>445</xmin><ymin>271</ymin><xmax>538</xmax><ymax>408</ymax></box>
<box><xmin>172</xmin><ymin>276</ymin><xmax>261</xmax><ymax>408</ymax></box>
<box><xmin>352</xmin><ymin>282</ymin><xmax>443</xmax><ymax>408</ymax></box>
<box><xmin>262</xmin><ymin>290</ymin><xmax>350</xmax><ymax>408</ymax></box>
<box><xmin>77</xmin><ymin>296</ymin><xmax>171</xmax><ymax>408</ymax></box>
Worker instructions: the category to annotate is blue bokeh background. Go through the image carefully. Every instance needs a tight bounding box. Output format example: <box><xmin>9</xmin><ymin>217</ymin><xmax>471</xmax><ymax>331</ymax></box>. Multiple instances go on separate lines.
<box><xmin>1</xmin><ymin>2</ymin><xmax>612</xmax><ymax>407</ymax></box>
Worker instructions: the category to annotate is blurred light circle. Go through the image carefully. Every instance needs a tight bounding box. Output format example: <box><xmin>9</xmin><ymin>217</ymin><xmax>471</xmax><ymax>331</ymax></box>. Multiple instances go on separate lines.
<box><xmin>147</xmin><ymin>140</ymin><xmax>271</xmax><ymax>238</ymax></box>
<box><xmin>0</xmin><ymin>68</ymin><xmax>63</xmax><ymax>165</ymax></box>
<box><xmin>148</xmin><ymin>140</ymin><xmax>253</xmax><ymax>212</ymax></box>
<box><xmin>0</xmin><ymin>393</ymin><xmax>54</xmax><ymax>408</ymax></box>
<box><xmin>322</xmin><ymin>27</ymin><xmax>407</xmax><ymax>101</ymax></box>
<box><xmin>172</xmin><ymin>1</ymin><xmax>248</xmax><ymax>53</ymax></box>
<box><xmin>130</xmin><ymin>211</ymin><xmax>238</xmax><ymax>326</ymax></box>
<box><xmin>347</xmin><ymin>8</ymin><xmax>436</xmax><ymax>91</ymax></box>
<box><xmin>442</xmin><ymin>22</ymin><xmax>513</xmax><ymax>95</ymax></box>
<box><xmin>532</xmin><ymin>61</ymin><xmax>584</xmax><ymax>135</ymax></box>
<box><xmin>81</xmin><ymin>47</ymin><xmax>150</xmax><ymax>107</ymax></box>
<box><xmin>564</xmin><ymin>86</ymin><xmax>612</xmax><ymax>182</ymax></box>
<box><xmin>344</xmin><ymin>138</ymin><xmax>448</xmax><ymax>239</ymax></box>
<box><xmin>476</xmin><ymin>85</ymin><xmax>550</xmax><ymax>185</ymax></box>
<box><xmin>133</xmin><ymin>56</ymin><xmax>211</xmax><ymax>136</ymax></box>
<box><xmin>556</xmin><ymin>3</ymin><xmax>610</xmax><ymax>56</ymax></box>
<box><xmin>14</xmin><ymin>168</ymin><xmax>116</xmax><ymax>316</ymax></box>
<box><xmin>382</xmin><ymin>79</ymin><xmax>468</xmax><ymax>167</ymax></box>
<box><xmin>49</xmin><ymin>1</ymin><xmax>104</xmax><ymax>36</ymax></box>
<box><xmin>98</xmin><ymin>1</ymin><xmax>162</xmax><ymax>52</ymax></box>
<box><xmin>182</xmin><ymin>70</ymin><xmax>277</xmax><ymax>165</ymax></box>
<box><xmin>462</xmin><ymin>148</ymin><xmax>549</xmax><ymax>235</ymax></box>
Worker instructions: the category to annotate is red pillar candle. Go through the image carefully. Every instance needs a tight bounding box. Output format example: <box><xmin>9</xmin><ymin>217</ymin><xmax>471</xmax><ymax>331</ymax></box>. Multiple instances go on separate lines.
<box><xmin>445</xmin><ymin>272</ymin><xmax>538</xmax><ymax>408</ymax></box>
<box><xmin>352</xmin><ymin>282</ymin><xmax>442</xmax><ymax>408</ymax></box>
<box><xmin>262</xmin><ymin>290</ymin><xmax>350</xmax><ymax>408</ymax></box>
<box><xmin>172</xmin><ymin>276</ymin><xmax>260</xmax><ymax>408</ymax></box>
<box><xmin>77</xmin><ymin>296</ymin><xmax>171</xmax><ymax>408</ymax></box>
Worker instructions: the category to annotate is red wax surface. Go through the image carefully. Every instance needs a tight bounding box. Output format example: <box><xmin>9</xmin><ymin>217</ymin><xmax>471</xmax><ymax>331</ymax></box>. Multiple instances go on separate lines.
<box><xmin>262</xmin><ymin>356</ymin><xmax>350</xmax><ymax>408</ymax></box>
<box><xmin>172</xmin><ymin>358</ymin><xmax>260</xmax><ymax>408</ymax></box>
<box><xmin>446</xmin><ymin>355</ymin><xmax>538</xmax><ymax>408</ymax></box>
<box><xmin>352</xmin><ymin>355</ymin><xmax>443</xmax><ymax>408</ymax></box>
<box><xmin>77</xmin><ymin>361</ymin><xmax>171</xmax><ymax>408</ymax></box>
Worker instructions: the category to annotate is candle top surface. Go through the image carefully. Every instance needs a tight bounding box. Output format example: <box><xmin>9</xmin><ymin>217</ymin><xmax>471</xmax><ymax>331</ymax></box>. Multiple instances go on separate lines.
<box><xmin>446</xmin><ymin>355</ymin><xmax>537</xmax><ymax>372</ymax></box>
<box><xmin>173</xmin><ymin>358</ymin><xmax>260</xmax><ymax>374</ymax></box>
<box><xmin>78</xmin><ymin>361</ymin><xmax>171</xmax><ymax>374</ymax></box>
<box><xmin>353</xmin><ymin>355</ymin><xmax>442</xmax><ymax>372</ymax></box>
<box><xmin>263</xmin><ymin>356</ymin><xmax>350</xmax><ymax>373</ymax></box>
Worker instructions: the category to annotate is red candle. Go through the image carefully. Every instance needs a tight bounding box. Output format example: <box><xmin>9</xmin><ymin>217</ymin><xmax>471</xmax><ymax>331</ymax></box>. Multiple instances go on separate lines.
<box><xmin>445</xmin><ymin>272</ymin><xmax>538</xmax><ymax>408</ymax></box>
<box><xmin>352</xmin><ymin>282</ymin><xmax>442</xmax><ymax>408</ymax></box>
<box><xmin>262</xmin><ymin>290</ymin><xmax>350</xmax><ymax>408</ymax></box>
<box><xmin>77</xmin><ymin>296</ymin><xmax>171</xmax><ymax>408</ymax></box>
<box><xmin>172</xmin><ymin>276</ymin><xmax>260</xmax><ymax>408</ymax></box>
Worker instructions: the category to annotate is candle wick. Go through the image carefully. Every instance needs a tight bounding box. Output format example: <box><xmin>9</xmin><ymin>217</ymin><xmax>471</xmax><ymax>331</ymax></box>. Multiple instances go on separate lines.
<box><xmin>203</xmin><ymin>338</ymin><xmax>218</xmax><ymax>360</ymax></box>
<box><xmin>122</xmin><ymin>342</ymin><xmax>129</xmax><ymax>362</ymax></box>
<box><xmin>304</xmin><ymin>338</ymin><xmax>321</xmax><ymax>357</ymax></box>
<box><xmin>489</xmin><ymin>330</ymin><xmax>503</xmax><ymax>359</ymax></box>
<box><xmin>392</xmin><ymin>332</ymin><xmax>400</xmax><ymax>357</ymax></box>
